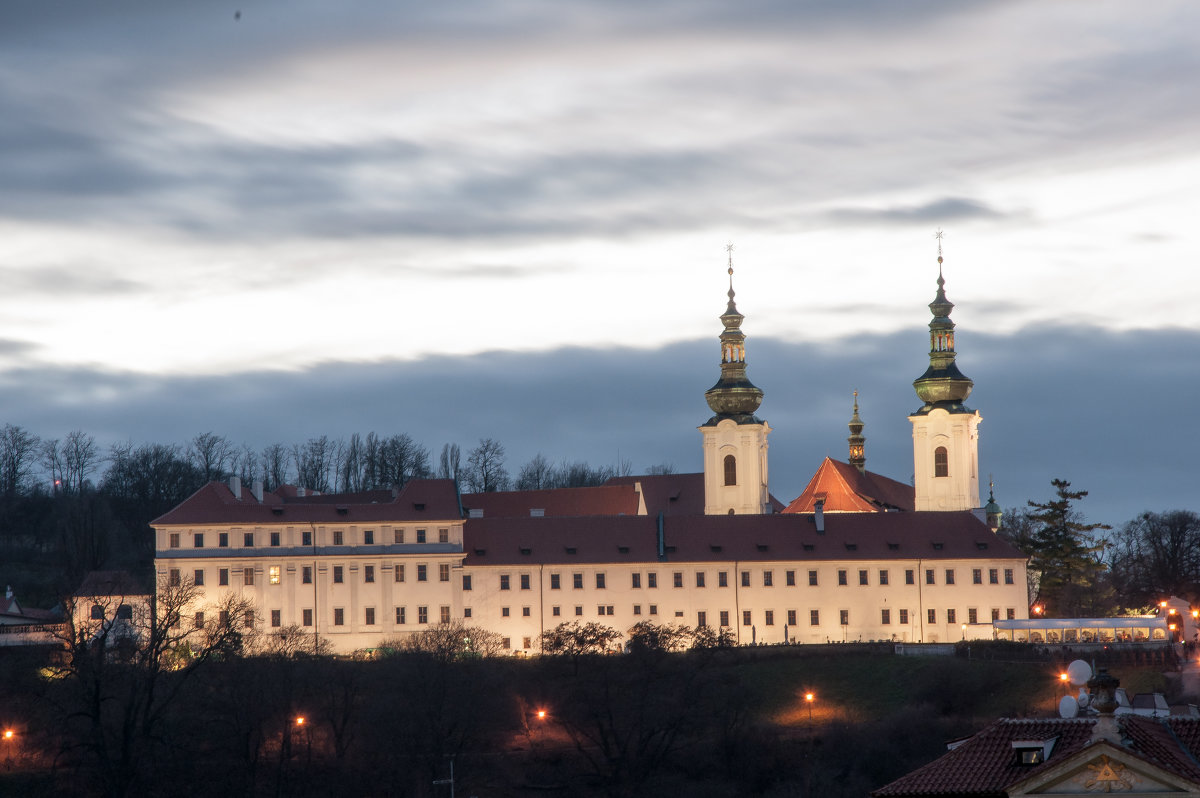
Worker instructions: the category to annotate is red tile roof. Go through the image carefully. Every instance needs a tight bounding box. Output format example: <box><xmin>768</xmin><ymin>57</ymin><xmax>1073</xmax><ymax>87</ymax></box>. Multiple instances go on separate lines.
<box><xmin>783</xmin><ymin>457</ymin><xmax>915</xmax><ymax>514</ymax></box>
<box><xmin>152</xmin><ymin>479</ymin><xmax>463</xmax><ymax>526</ymax></box>
<box><xmin>605</xmin><ymin>473</ymin><xmax>785</xmax><ymax>516</ymax></box>
<box><xmin>462</xmin><ymin>484</ymin><xmax>641</xmax><ymax>518</ymax></box>
<box><xmin>463</xmin><ymin>510</ymin><xmax>1022</xmax><ymax>566</ymax></box>
<box><xmin>74</xmin><ymin>570</ymin><xmax>149</xmax><ymax>598</ymax></box>
<box><xmin>873</xmin><ymin>716</ymin><xmax>1200</xmax><ymax>796</ymax></box>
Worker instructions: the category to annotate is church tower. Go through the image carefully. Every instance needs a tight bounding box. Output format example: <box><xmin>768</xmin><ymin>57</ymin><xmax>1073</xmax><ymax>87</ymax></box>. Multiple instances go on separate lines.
<box><xmin>848</xmin><ymin>391</ymin><xmax>866</xmax><ymax>473</ymax></box>
<box><xmin>700</xmin><ymin>248</ymin><xmax>771</xmax><ymax>515</ymax></box>
<box><xmin>909</xmin><ymin>235</ymin><xmax>981</xmax><ymax>511</ymax></box>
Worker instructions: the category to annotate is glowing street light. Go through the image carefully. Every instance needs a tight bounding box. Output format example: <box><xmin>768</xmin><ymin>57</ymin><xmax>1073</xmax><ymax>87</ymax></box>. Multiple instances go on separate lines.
<box><xmin>1032</xmin><ymin>605</ymin><xmax>1044</xmax><ymax>616</ymax></box>
<box><xmin>2</xmin><ymin>730</ymin><xmax>12</xmax><ymax>740</ymax></box>
<box><xmin>805</xmin><ymin>692</ymin><xmax>815</xmax><ymax>721</ymax></box>
<box><xmin>536</xmin><ymin>709</ymin><xmax>546</xmax><ymax>720</ymax></box>
<box><xmin>961</xmin><ymin>623</ymin><xmax>967</xmax><ymax>640</ymax></box>
<box><xmin>295</xmin><ymin>716</ymin><xmax>305</xmax><ymax>727</ymax></box>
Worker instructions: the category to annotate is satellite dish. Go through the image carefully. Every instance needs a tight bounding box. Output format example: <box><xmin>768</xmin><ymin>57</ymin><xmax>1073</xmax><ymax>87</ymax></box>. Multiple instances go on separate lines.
<box><xmin>1059</xmin><ymin>695</ymin><xmax>1079</xmax><ymax>718</ymax></box>
<box><xmin>1067</xmin><ymin>659</ymin><xmax>1092</xmax><ymax>686</ymax></box>
<box><xmin>1077</xmin><ymin>689</ymin><xmax>1090</xmax><ymax>708</ymax></box>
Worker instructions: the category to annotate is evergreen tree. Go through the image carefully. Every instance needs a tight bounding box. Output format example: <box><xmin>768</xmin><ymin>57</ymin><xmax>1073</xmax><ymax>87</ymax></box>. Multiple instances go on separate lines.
<box><xmin>1026</xmin><ymin>478</ymin><xmax>1112</xmax><ymax>616</ymax></box>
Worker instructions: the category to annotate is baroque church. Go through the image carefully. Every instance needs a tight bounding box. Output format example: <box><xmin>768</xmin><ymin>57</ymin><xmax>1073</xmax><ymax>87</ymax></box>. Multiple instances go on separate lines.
<box><xmin>151</xmin><ymin>245</ymin><xmax>1027</xmax><ymax>655</ymax></box>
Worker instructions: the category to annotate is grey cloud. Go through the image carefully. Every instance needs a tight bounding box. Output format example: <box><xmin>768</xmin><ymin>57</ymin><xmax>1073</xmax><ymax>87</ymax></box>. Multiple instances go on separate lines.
<box><xmin>825</xmin><ymin>197</ymin><xmax>1014</xmax><ymax>225</ymax></box>
<box><xmin>0</xmin><ymin>267</ymin><xmax>143</xmax><ymax>298</ymax></box>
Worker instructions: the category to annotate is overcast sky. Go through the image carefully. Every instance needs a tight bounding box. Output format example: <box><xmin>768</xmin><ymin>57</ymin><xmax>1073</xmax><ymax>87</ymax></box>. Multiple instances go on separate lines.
<box><xmin>1</xmin><ymin>1</ymin><xmax>1196</xmax><ymax>528</ymax></box>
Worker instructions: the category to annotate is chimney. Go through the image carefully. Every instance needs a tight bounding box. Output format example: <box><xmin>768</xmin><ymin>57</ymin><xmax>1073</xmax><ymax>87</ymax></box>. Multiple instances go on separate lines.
<box><xmin>297</xmin><ymin>486</ymin><xmax>306</xmax><ymax>498</ymax></box>
<box><xmin>814</xmin><ymin>499</ymin><xmax>825</xmax><ymax>534</ymax></box>
<box><xmin>229</xmin><ymin>476</ymin><xmax>242</xmax><ymax>499</ymax></box>
<box><xmin>251</xmin><ymin>480</ymin><xmax>264</xmax><ymax>503</ymax></box>
<box><xmin>5</xmin><ymin>585</ymin><xmax>11</xmax><ymax>600</ymax></box>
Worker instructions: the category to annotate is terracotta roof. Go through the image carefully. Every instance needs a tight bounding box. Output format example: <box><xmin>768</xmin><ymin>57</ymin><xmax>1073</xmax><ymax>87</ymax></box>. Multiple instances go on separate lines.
<box><xmin>463</xmin><ymin>510</ymin><xmax>1022</xmax><ymax>567</ymax></box>
<box><xmin>605</xmin><ymin>473</ymin><xmax>786</xmax><ymax>516</ymax></box>
<box><xmin>783</xmin><ymin>457</ymin><xmax>915</xmax><ymax>514</ymax></box>
<box><xmin>152</xmin><ymin>479</ymin><xmax>463</xmax><ymax>527</ymax></box>
<box><xmin>873</xmin><ymin>716</ymin><xmax>1200</xmax><ymax>796</ymax></box>
<box><xmin>462</xmin><ymin>484</ymin><xmax>641</xmax><ymax>518</ymax></box>
<box><xmin>74</xmin><ymin>570</ymin><xmax>148</xmax><ymax>598</ymax></box>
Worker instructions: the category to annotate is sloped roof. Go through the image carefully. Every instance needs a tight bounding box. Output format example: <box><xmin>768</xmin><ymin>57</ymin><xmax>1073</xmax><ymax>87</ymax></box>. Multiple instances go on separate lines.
<box><xmin>152</xmin><ymin>479</ymin><xmax>462</xmax><ymax>526</ymax></box>
<box><xmin>872</xmin><ymin>716</ymin><xmax>1200</xmax><ymax>796</ymax></box>
<box><xmin>462</xmin><ymin>484</ymin><xmax>641</xmax><ymax>518</ymax></box>
<box><xmin>463</xmin><ymin>509</ymin><xmax>1022</xmax><ymax>567</ymax></box>
<box><xmin>605</xmin><ymin>473</ymin><xmax>786</xmax><ymax>516</ymax></box>
<box><xmin>783</xmin><ymin>457</ymin><xmax>915</xmax><ymax>514</ymax></box>
<box><xmin>74</xmin><ymin>570</ymin><xmax>148</xmax><ymax>598</ymax></box>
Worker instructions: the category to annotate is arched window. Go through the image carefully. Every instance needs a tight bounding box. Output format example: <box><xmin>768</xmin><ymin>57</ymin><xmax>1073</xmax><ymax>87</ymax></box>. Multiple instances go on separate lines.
<box><xmin>90</xmin><ymin>604</ymin><xmax>104</xmax><ymax>620</ymax></box>
<box><xmin>723</xmin><ymin>454</ymin><xmax>737</xmax><ymax>486</ymax></box>
<box><xmin>934</xmin><ymin>446</ymin><xmax>948</xmax><ymax>478</ymax></box>
<box><xmin>116</xmin><ymin>604</ymin><xmax>132</xmax><ymax>620</ymax></box>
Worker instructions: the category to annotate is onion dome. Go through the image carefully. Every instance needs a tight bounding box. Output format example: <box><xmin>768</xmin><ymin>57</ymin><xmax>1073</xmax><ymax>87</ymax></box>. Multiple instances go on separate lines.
<box><xmin>913</xmin><ymin>233</ymin><xmax>974</xmax><ymax>409</ymax></box>
<box><xmin>704</xmin><ymin>248</ymin><xmax>763</xmax><ymax>421</ymax></box>
<box><xmin>984</xmin><ymin>478</ymin><xmax>1002</xmax><ymax>532</ymax></box>
<box><xmin>847</xmin><ymin>391</ymin><xmax>866</xmax><ymax>472</ymax></box>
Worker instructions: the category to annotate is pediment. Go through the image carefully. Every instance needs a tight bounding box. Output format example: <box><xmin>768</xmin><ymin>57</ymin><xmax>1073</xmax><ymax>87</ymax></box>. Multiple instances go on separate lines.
<box><xmin>1009</xmin><ymin>745</ymin><xmax>1200</xmax><ymax>795</ymax></box>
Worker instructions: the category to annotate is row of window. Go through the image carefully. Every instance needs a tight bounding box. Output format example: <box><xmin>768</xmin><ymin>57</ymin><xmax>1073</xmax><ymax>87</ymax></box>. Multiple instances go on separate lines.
<box><xmin>167</xmin><ymin>527</ymin><xmax>452</xmax><ymax>549</ymax></box>
<box><xmin>168</xmin><ymin>561</ymin><xmax>452</xmax><ymax>587</ymax></box>
<box><xmin>491</xmin><ymin>567</ymin><xmax>1016</xmax><ymax>590</ymax></box>
<box><xmin>483</xmin><ymin>606</ymin><xmax>1019</xmax><ymax>627</ymax></box>
<box><xmin>194</xmin><ymin>605</ymin><xmax>458</xmax><ymax>630</ymax></box>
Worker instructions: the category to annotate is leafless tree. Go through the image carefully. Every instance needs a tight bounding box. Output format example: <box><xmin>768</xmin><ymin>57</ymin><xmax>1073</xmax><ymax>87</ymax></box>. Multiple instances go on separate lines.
<box><xmin>437</xmin><ymin>443</ymin><xmax>461</xmax><ymax>482</ymax></box>
<box><xmin>189</xmin><ymin>432</ymin><xmax>233</xmax><ymax>482</ymax></box>
<box><xmin>0</xmin><ymin>423</ymin><xmax>38</xmax><ymax>497</ymax></box>
<box><xmin>516</xmin><ymin>453</ymin><xmax>553</xmax><ymax>490</ymax></box>
<box><xmin>465</xmin><ymin>438</ymin><xmax>509</xmax><ymax>493</ymax></box>
<box><xmin>292</xmin><ymin>436</ymin><xmax>333</xmax><ymax>493</ymax></box>
<box><xmin>644</xmin><ymin>463</ymin><xmax>677</xmax><ymax>476</ymax></box>
<box><xmin>374</xmin><ymin>433</ymin><xmax>431</xmax><ymax>490</ymax></box>
<box><xmin>260</xmin><ymin>443</ymin><xmax>290</xmax><ymax>490</ymax></box>
<box><xmin>231</xmin><ymin>443</ymin><xmax>261</xmax><ymax>487</ymax></box>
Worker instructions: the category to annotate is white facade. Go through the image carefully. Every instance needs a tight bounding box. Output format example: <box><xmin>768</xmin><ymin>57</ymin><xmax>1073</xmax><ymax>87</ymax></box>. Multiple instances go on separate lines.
<box><xmin>910</xmin><ymin>407</ymin><xmax>981</xmax><ymax>512</ymax></box>
<box><xmin>701</xmin><ymin>418</ymin><xmax>771</xmax><ymax>515</ymax></box>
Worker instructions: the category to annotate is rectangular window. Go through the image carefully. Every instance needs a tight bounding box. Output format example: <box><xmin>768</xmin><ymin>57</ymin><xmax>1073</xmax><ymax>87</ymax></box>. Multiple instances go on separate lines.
<box><xmin>244</xmin><ymin>610</ymin><xmax>254</xmax><ymax>629</ymax></box>
<box><xmin>194</xmin><ymin>533</ymin><xmax>204</xmax><ymax>548</ymax></box>
<box><xmin>633</xmin><ymin>604</ymin><xmax>642</xmax><ymax>615</ymax></box>
<box><xmin>1004</xmin><ymin>568</ymin><xmax>1014</xmax><ymax>585</ymax></box>
<box><xmin>168</xmin><ymin>568</ymin><xmax>181</xmax><ymax>586</ymax></box>
<box><xmin>364</xmin><ymin>607</ymin><xmax>376</xmax><ymax>625</ymax></box>
<box><xmin>972</xmin><ymin>569</ymin><xmax>982</xmax><ymax>585</ymax></box>
<box><xmin>333</xmin><ymin>530</ymin><xmax>344</xmax><ymax>546</ymax></box>
<box><xmin>302</xmin><ymin>530</ymin><xmax>312</xmax><ymax>546</ymax></box>
<box><xmin>719</xmin><ymin>571</ymin><xmax>729</xmax><ymax>587</ymax></box>
<box><xmin>270</xmin><ymin>531</ymin><xmax>280</xmax><ymax>547</ymax></box>
<box><xmin>522</xmin><ymin>606</ymin><xmax>531</xmax><ymax>617</ymax></box>
<box><xmin>595</xmin><ymin>573</ymin><xmax>606</xmax><ymax>589</ymax></box>
<box><xmin>550</xmin><ymin>573</ymin><xmax>561</xmax><ymax>590</ymax></box>
<box><xmin>899</xmin><ymin>609</ymin><xmax>909</xmax><ymax>624</ymax></box>
<box><xmin>647</xmin><ymin>572</ymin><xmax>658</xmax><ymax>588</ymax></box>
<box><xmin>928</xmin><ymin>608</ymin><xmax>936</xmax><ymax>624</ymax></box>
<box><xmin>721</xmin><ymin>610</ymin><xmax>730</xmax><ymax>627</ymax></box>
<box><xmin>243</xmin><ymin>567</ymin><xmax>255</xmax><ymax>586</ymax></box>
<box><xmin>809</xmin><ymin>570</ymin><xmax>818</xmax><ymax>587</ymax></box>
<box><xmin>302</xmin><ymin>566</ymin><xmax>312</xmax><ymax>584</ymax></box>
<box><xmin>742</xmin><ymin>610</ymin><xmax>752</xmax><ymax>626</ymax></box>
<box><xmin>696</xmin><ymin>572</ymin><xmax>706</xmax><ymax>588</ymax></box>
<box><xmin>968</xmin><ymin>608</ymin><xmax>978</xmax><ymax>624</ymax></box>
<box><xmin>631</xmin><ymin>573</ymin><xmax>641</xmax><ymax>589</ymax></box>
<box><xmin>764</xmin><ymin>570</ymin><xmax>774</xmax><ymax>587</ymax></box>
<box><xmin>416</xmin><ymin>529</ymin><xmax>426</xmax><ymax>543</ymax></box>
<box><xmin>270</xmin><ymin>609</ymin><xmax>281</xmax><ymax>627</ymax></box>
<box><xmin>194</xmin><ymin>611</ymin><xmax>205</xmax><ymax>628</ymax></box>
<box><xmin>394</xmin><ymin>529</ymin><xmax>404</xmax><ymax>544</ymax></box>
<box><xmin>879</xmin><ymin>570</ymin><xmax>889</xmax><ymax>586</ymax></box>
<box><xmin>439</xmin><ymin>528</ymin><xmax>449</xmax><ymax>543</ymax></box>
<box><xmin>417</xmin><ymin>564</ymin><xmax>427</xmax><ymax>582</ymax></box>
<box><xmin>810</xmin><ymin>609</ymin><xmax>820</xmax><ymax>626</ymax></box>
<box><xmin>439</xmin><ymin>563</ymin><xmax>450</xmax><ymax>582</ymax></box>
<box><xmin>741</xmin><ymin>571</ymin><xmax>751</xmax><ymax>587</ymax></box>
<box><xmin>989</xmin><ymin>569</ymin><xmax>999</xmax><ymax>585</ymax></box>
<box><xmin>219</xmin><ymin>611</ymin><xmax>229</xmax><ymax>627</ymax></box>
<box><xmin>786</xmin><ymin>570</ymin><xmax>796</xmax><ymax>586</ymax></box>
<box><xmin>363</xmin><ymin>529</ymin><xmax>374</xmax><ymax>545</ymax></box>
<box><xmin>573</xmin><ymin>573</ymin><xmax>583</xmax><ymax>589</ymax></box>
<box><xmin>219</xmin><ymin>568</ymin><xmax>229</xmax><ymax>586</ymax></box>
<box><xmin>673</xmin><ymin>571</ymin><xmax>683</xmax><ymax>588</ymax></box>
<box><xmin>1007</xmin><ymin>608</ymin><xmax>1015</xmax><ymax>620</ymax></box>
<box><xmin>441</xmin><ymin>606</ymin><xmax>451</xmax><ymax>623</ymax></box>
<box><xmin>303</xmin><ymin>608</ymin><xmax>313</xmax><ymax>626</ymax></box>
<box><xmin>906</xmin><ymin>569</ymin><xmax>915</xmax><ymax>585</ymax></box>
<box><xmin>194</xmin><ymin>569</ymin><xmax>205</xmax><ymax>586</ymax></box>
<box><xmin>523</xmin><ymin>636</ymin><xmax>532</xmax><ymax>649</ymax></box>
<box><xmin>269</xmin><ymin>565</ymin><xmax>280</xmax><ymax>585</ymax></box>
<box><xmin>244</xmin><ymin>532</ymin><xmax>254</xmax><ymax>547</ymax></box>
<box><xmin>502</xmin><ymin>637</ymin><xmax>511</xmax><ymax>649</ymax></box>
<box><xmin>881</xmin><ymin>609</ymin><xmax>891</xmax><ymax>625</ymax></box>
<box><xmin>169</xmin><ymin>533</ymin><xmax>180</xmax><ymax>548</ymax></box>
<box><xmin>395</xmin><ymin>564</ymin><xmax>405</xmax><ymax>583</ymax></box>
<box><xmin>396</xmin><ymin>606</ymin><xmax>406</xmax><ymax>624</ymax></box>
<box><xmin>697</xmin><ymin>611</ymin><xmax>707</xmax><ymax>628</ymax></box>
<box><xmin>925</xmin><ymin>569</ymin><xmax>935</xmax><ymax>585</ymax></box>
<box><xmin>463</xmin><ymin>574</ymin><xmax>472</xmax><ymax>591</ymax></box>
<box><xmin>364</xmin><ymin>565</ymin><xmax>375</xmax><ymax>583</ymax></box>
<box><xmin>575</xmin><ymin>606</ymin><xmax>583</xmax><ymax>616</ymax></box>
<box><xmin>333</xmin><ymin>608</ymin><xmax>344</xmax><ymax>626</ymax></box>
<box><xmin>947</xmin><ymin>609</ymin><xmax>957</xmax><ymax>623</ymax></box>
<box><xmin>649</xmin><ymin>604</ymin><xmax>658</xmax><ymax>616</ymax></box>
<box><xmin>552</xmin><ymin>606</ymin><xmax>560</xmax><ymax>616</ymax></box>
<box><xmin>838</xmin><ymin>570</ymin><xmax>847</xmax><ymax>586</ymax></box>
<box><xmin>520</xmin><ymin>573</ymin><xmax>530</xmax><ymax>590</ymax></box>
<box><xmin>219</xmin><ymin>532</ymin><xmax>229</xmax><ymax>548</ymax></box>
<box><xmin>765</xmin><ymin>610</ymin><xmax>774</xmax><ymax>626</ymax></box>
<box><xmin>787</xmin><ymin>609</ymin><xmax>797</xmax><ymax>626</ymax></box>
<box><xmin>418</xmin><ymin>606</ymin><xmax>428</xmax><ymax>624</ymax></box>
<box><xmin>464</xmin><ymin>607</ymin><xmax>472</xmax><ymax>618</ymax></box>
<box><xmin>333</xmin><ymin>566</ymin><xmax>343</xmax><ymax>584</ymax></box>
<box><xmin>839</xmin><ymin>609</ymin><xmax>849</xmax><ymax>625</ymax></box>
<box><xmin>502</xmin><ymin>607</ymin><xmax>510</xmax><ymax>617</ymax></box>
<box><xmin>945</xmin><ymin>569</ymin><xmax>955</xmax><ymax>585</ymax></box>
<box><xmin>991</xmin><ymin>608</ymin><xmax>1000</xmax><ymax>622</ymax></box>
<box><xmin>858</xmin><ymin>570</ymin><xmax>868</xmax><ymax>586</ymax></box>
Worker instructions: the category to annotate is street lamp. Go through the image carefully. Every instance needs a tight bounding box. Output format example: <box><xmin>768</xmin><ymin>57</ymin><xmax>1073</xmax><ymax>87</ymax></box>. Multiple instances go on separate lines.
<box><xmin>295</xmin><ymin>716</ymin><xmax>305</xmax><ymax>727</ymax></box>
<box><xmin>2</xmin><ymin>730</ymin><xmax>12</xmax><ymax>741</ymax></box>
<box><xmin>961</xmin><ymin>623</ymin><xmax>967</xmax><ymax>641</ymax></box>
<box><xmin>536</xmin><ymin>709</ymin><xmax>546</xmax><ymax>720</ymax></box>
<box><xmin>805</xmin><ymin>692</ymin><xmax>815</xmax><ymax>722</ymax></box>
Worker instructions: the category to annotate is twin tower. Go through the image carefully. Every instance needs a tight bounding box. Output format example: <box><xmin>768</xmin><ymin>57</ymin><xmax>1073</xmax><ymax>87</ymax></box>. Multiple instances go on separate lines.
<box><xmin>699</xmin><ymin>245</ymin><xmax>983</xmax><ymax>516</ymax></box>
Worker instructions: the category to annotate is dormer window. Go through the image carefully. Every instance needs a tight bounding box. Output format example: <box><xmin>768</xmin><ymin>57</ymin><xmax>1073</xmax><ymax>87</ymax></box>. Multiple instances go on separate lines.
<box><xmin>1012</xmin><ymin>737</ymin><xmax>1057</xmax><ymax>765</ymax></box>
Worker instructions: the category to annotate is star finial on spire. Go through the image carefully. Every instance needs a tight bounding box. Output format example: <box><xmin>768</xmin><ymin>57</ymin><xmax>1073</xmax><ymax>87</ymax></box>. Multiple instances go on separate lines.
<box><xmin>725</xmin><ymin>241</ymin><xmax>736</xmax><ymax>299</ymax></box>
<box><xmin>933</xmin><ymin>228</ymin><xmax>945</xmax><ymax>273</ymax></box>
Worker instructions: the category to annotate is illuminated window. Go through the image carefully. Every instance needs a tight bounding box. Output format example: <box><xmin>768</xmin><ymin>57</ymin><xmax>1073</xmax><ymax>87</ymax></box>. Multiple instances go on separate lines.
<box><xmin>269</xmin><ymin>566</ymin><xmax>280</xmax><ymax>585</ymax></box>
<box><xmin>934</xmin><ymin>446</ymin><xmax>948</xmax><ymax>477</ymax></box>
<box><xmin>723</xmin><ymin>455</ymin><xmax>737</xmax><ymax>486</ymax></box>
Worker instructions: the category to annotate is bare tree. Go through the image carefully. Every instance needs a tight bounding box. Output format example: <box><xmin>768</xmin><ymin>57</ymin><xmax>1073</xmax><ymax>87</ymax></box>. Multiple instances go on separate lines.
<box><xmin>0</xmin><ymin>423</ymin><xmax>38</xmax><ymax>497</ymax></box>
<box><xmin>374</xmin><ymin>433</ymin><xmax>431</xmax><ymax>490</ymax></box>
<box><xmin>189</xmin><ymin>432</ymin><xmax>232</xmax><ymax>482</ymax></box>
<box><xmin>465</xmin><ymin>438</ymin><xmax>509</xmax><ymax>493</ymax></box>
<box><xmin>62</xmin><ymin>430</ymin><xmax>99</xmax><ymax>494</ymax></box>
<box><xmin>437</xmin><ymin>443</ymin><xmax>461</xmax><ymax>482</ymax></box>
<box><xmin>293</xmin><ymin>436</ymin><xmax>333</xmax><ymax>493</ymax></box>
<box><xmin>41</xmin><ymin>436</ymin><xmax>65</xmax><ymax>494</ymax></box>
<box><xmin>260</xmin><ymin>443</ymin><xmax>290</xmax><ymax>490</ymax></box>
<box><xmin>516</xmin><ymin>453</ymin><xmax>553</xmax><ymax>490</ymax></box>
<box><xmin>645</xmin><ymin>463</ymin><xmax>677</xmax><ymax>476</ymax></box>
